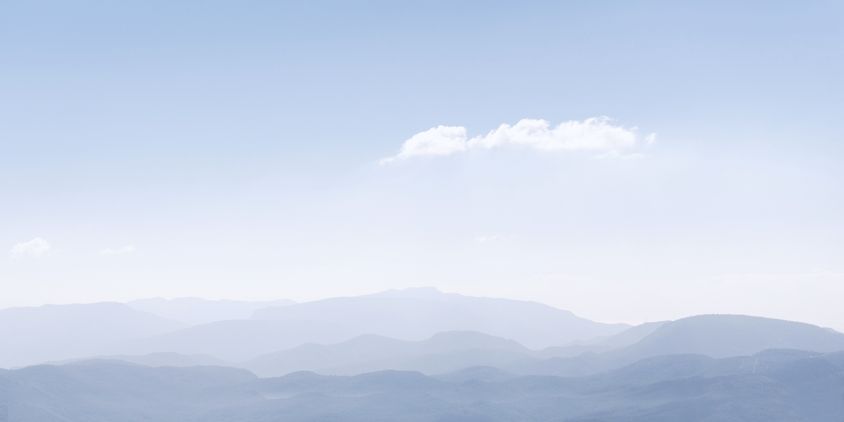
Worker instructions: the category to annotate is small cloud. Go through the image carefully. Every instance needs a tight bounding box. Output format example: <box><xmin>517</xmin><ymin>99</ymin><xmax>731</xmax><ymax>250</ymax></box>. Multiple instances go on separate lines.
<box><xmin>100</xmin><ymin>245</ymin><xmax>136</xmax><ymax>256</ymax></box>
<box><xmin>379</xmin><ymin>125</ymin><xmax>468</xmax><ymax>165</ymax></box>
<box><xmin>381</xmin><ymin>117</ymin><xmax>656</xmax><ymax>164</ymax></box>
<box><xmin>10</xmin><ymin>237</ymin><xmax>51</xmax><ymax>260</ymax></box>
<box><xmin>475</xmin><ymin>234</ymin><xmax>502</xmax><ymax>244</ymax></box>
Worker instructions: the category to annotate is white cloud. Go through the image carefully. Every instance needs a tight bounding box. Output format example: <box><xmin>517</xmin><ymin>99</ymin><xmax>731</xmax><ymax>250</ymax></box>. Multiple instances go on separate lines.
<box><xmin>381</xmin><ymin>117</ymin><xmax>655</xmax><ymax>164</ymax></box>
<box><xmin>100</xmin><ymin>245</ymin><xmax>136</xmax><ymax>256</ymax></box>
<box><xmin>10</xmin><ymin>237</ymin><xmax>51</xmax><ymax>260</ymax></box>
<box><xmin>379</xmin><ymin>125</ymin><xmax>467</xmax><ymax>165</ymax></box>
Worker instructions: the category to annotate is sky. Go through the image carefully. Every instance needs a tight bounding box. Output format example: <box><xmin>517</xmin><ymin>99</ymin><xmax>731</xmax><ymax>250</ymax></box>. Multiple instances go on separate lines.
<box><xmin>2</xmin><ymin>1</ymin><xmax>843</xmax><ymax>329</ymax></box>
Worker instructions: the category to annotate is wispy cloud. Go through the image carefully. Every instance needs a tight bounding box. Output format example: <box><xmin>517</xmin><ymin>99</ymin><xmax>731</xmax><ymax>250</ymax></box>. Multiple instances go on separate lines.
<box><xmin>10</xmin><ymin>237</ymin><xmax>51</xmax><ymax>260</ymax></box>
<box><xmin>100</xmin><ymin>245</ymin><xmax>136</xmax><ymax>256</ymax></box>
<box><xmin>381</xmin><ymin>117</ymin><xmax>655</xmax><ymax>164</ymax></box>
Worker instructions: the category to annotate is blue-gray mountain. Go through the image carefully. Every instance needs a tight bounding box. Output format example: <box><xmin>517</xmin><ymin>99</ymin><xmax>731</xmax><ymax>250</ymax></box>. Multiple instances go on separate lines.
<box><xmin>2</xmin><ymin>351</ymin><xmax>843</xmax><ymax>421</ymax></box>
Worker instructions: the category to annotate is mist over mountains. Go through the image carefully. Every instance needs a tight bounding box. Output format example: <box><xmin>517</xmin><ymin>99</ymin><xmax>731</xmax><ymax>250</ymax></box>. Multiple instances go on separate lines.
<box><xmin>2</xmin><ymin>288</ymin><xmax>844</xmax><ymax>421</ymax></box>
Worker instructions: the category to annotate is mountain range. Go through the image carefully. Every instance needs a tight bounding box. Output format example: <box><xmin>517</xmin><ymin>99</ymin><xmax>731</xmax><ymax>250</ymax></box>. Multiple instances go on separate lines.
<box><xmin>3</xmin><ymin>288</ymin><xmax>844</xmax><ymax>375</ymax></box>
<box><xmin>250</xmin><ymin>287</ymin><xmax>629</xmax><ymax>349</ymax></box>
<box><xmin>2</xmin><ymin>350</ymin><xmax>843</xmax><ymax>421</ymax></box>
<box><xmin>2</xmin><ymin>288</ymin><xmax>844</xmax><ymax>420</ymax></box>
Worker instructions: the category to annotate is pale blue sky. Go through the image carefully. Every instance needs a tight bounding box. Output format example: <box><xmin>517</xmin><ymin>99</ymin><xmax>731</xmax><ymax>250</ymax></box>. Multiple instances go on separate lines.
<box><xmin>2</xmin><ymin>1</ymin><xmax>843</xmax><ymax>328</ymax></box>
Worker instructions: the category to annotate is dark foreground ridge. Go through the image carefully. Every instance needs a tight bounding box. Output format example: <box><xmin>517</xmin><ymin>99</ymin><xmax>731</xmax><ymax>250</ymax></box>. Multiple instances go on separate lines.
<box><xmin>2</xmin><ymin>350</ymin><xmax>843</xmax><ymax>421</ymax></box>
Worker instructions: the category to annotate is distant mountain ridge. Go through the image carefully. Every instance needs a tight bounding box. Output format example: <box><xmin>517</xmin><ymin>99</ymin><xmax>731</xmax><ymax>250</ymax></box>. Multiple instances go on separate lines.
<box><xmin>0</xmin><ymin>302</ymin><xmax>183</xmax><ymax>368</ymax></box>
<box><xmin>623</xmin><ymin>314</ymin><xmax>844</xmax><ymax>359</ymax></box>
<box><xmin>128</xmin><ymin>297</ymin><xmax>294</xmax><ymax>325</ymax></box>
<box><xmin>123</xmin><ymin>288</ymin><xmax>628</xmax><ymax>361</ymax></box>
<box><xmin>512</xmin><ymin>314</ymin><xmax>844</xmax><ymax>377</ymax></box>
<box><xmin>50</xmin><ymin>352</ymin><xmax>231</xmax><ymax>368</ymax></box>
<box><xmin>245</xmin><ymin>330</ymin><xmax>531</xmax><ymax>377</ymax></box>
<box><xmin>245</xmin><ymin>314</ymin><xmax>844</xmax><ymax>378</ymax></box>
<box><xmin>250</xmin><ymin>287</ymin><xmax>629</xmax><ymax>349</ymax></box>
<box><xmin>4</xmin><ymin>292</ymin><xmax>844</xmax><ymax>379</ymax></box>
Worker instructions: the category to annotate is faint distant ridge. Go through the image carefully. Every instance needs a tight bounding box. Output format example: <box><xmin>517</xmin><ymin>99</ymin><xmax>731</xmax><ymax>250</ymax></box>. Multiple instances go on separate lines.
<box><xmin>623</xmin><ymin>314</ymin><xmax>844</xmax><ymax>359</ymax></box>
<box><xmin>539</xmin><ymin>320</ymin><xmax>668</xmax><ymax>358</ymax></box>
<box><xmin>250</xmin><ymin>287</ymin><xmax>628</xmax><ymax>349</ymax></box>
<box><xmin>515</xmin><ymin>314</ymin><xmax>844</xmax><ymax>377</ymax></box>
<box><xmin>51</xmin><ymin>352</ymin><xmax>231</xmax><ymax>368</ymax></box>
<box><xmin>128</xmin><ymin>297</ymin><xmax>294</xmax><ymax>325</ymax></box>
<box><xmin>245</xmin><ymin>330</ymin><xmax>531</xmax><ymax>377</ymax></box>
<box><xmin>0</xmin><ymin>302</ymin><xmax>182</xmax><ymax>368</ymax></box>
